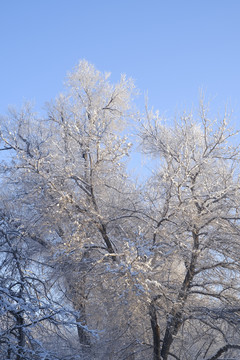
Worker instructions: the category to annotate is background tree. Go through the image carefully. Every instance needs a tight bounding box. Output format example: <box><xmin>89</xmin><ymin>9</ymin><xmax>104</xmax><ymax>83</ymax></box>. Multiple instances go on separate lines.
<box><xmin>0</xmin><ymin>203</ymin><xmax>82</xmax><ymax>360</ymax></box>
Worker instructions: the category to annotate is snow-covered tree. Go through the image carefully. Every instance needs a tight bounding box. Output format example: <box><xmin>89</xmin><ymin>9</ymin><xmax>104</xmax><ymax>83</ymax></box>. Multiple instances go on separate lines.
<box><xmin>0</xmin><ymin>60</ymin><xmax>141</xmax><ymax>358</ymax></box>
<box><xmin>1</xmin><ymin>60</ymin><xmax>240</xmax><ymax>360</ymax></box>
<box><xmin>0</xmin><ymin>204</ymin><xmax>82</xmax><ymax>360</ymax></box>
<box><xmin>139</xmin><ymin>102</ymin><xmax>240</xmax><ymax>360</ymax></box>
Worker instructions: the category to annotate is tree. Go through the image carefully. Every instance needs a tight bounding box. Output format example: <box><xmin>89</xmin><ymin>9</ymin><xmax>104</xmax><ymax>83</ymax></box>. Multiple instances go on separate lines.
<box><xmin>0</xmin><ymin>60</ymin><xmax>140</xmax><ymax>358</ymax></box>
<box><xmin>0</xmin><ymin>204</ymin><xmax>82</xmax><ymax>360</ymax></box>
<box><xmin>1</xmin><ymin>60</ymin><xmax>240</xmax><ymax>360</ymax></box>
<box><xmin>139</xmin><ymin>102</ymin><xmax>240</xmax><ymax>360</ymax></box>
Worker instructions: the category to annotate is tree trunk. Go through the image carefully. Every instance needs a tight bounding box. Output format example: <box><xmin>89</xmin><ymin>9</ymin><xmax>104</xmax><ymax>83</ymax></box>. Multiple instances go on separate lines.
<box><xmin>161</xmin><ymin>230</ymin><xmax>199</xmax><ymax>360</ymax></box>
<box><xmin>16</xmin><ymin>312</ymin><xmax>25</xmax><ymax>360</ymax></box>
<box><xmin>66</xmin><ymin>253</ymin><xmax>92</xmax><ymax>355</ymax></box>
<box><xmin>149</xmin><ymin>296</ymin><xmax>161</xmax><ymax>360</ymax></box>
<box><xmin>76</xmin><ymin>302</ymin><xmax>91</xmax><ymax>350</ymax></box>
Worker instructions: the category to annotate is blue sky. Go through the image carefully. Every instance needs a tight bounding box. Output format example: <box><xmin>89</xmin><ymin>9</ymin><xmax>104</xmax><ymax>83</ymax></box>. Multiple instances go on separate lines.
<box><xmin>1</xmin><ymin>0</ymin><xmax>240</xmax><ymax>122</ymax></box>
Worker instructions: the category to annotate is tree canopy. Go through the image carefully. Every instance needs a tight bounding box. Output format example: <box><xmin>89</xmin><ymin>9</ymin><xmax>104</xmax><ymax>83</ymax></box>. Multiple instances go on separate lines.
<box><xmin>0</xmin><ymin>60</ymin><xmax>240</xmax><ymax>360</ymax></box>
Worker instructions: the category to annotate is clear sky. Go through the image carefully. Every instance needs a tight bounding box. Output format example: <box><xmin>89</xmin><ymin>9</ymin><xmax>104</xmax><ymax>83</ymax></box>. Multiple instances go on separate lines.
<box><xmin>1</xmin><ymin>4</ymin><xmax>239</xmax><ymax>357</ymax></box>
<box><xmin>1</xmin><ymin>0</ymin><xmax>240</xmax><ymax>120</ymax></box>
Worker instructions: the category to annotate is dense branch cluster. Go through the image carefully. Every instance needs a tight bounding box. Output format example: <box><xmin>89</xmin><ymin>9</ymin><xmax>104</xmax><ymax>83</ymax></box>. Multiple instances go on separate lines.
<box><xmin>0</xmin><ymin>60</ymin><xmax>240</xmax><ymax>359</ymax></box>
